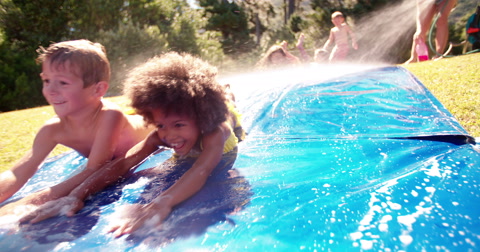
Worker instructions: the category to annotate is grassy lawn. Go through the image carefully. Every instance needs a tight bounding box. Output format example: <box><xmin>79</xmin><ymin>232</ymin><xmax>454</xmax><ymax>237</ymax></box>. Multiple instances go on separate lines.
<box><xmin>404</xmin><ymin>53</ymin><xmax>480</xmax><ymax>137</ymax></box>
<box><xmin>0</xmin><ymin>53</ymin><xmax>479</xmax><ymax>172</ymax></box>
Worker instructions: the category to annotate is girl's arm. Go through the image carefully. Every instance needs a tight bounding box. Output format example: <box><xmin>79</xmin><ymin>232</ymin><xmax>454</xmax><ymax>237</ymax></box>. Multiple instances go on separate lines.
<box><xmin>70</xmin><ymin>130</ymin><xmax>161</xmax><ymax>201</ymax></box>
<box><xmin>280</xmin><ymin>41</ymin><xmax>301</xmax><ymax>64</ymax></box>
<box><xmin>296</xmin><ymin>34</ymin><xmax>311</xmax><ymax>62</ymax></box>
<box><xmin>109</xmin><ymin>123</ymin><xmax>231</xmax><ymax>237</ymax></box>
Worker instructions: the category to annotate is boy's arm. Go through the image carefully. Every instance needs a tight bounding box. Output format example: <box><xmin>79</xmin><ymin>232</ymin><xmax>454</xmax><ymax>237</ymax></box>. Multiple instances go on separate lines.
<box><xmin>87</xmin><ymin>109</ymin><xmax>127</xmax><ymax>169</ymax></box>
<box><xmin>31</xmin><ymin>110</ymin><xmax>130</xmax><ymax>204</ymax></box>
<box><xmin>109</xmin><ymin>123</ymin><xmax>230</xmax><ymax>237</ymax></box>
<box><xmin>347</xmin><ymin>26</ymin><xmax>358</xmax><ymax>50</ymax></box>
<box><xmin>0</xmin><ymin>124</ymin><xmax>57</xmax><ymax>203</ymax></box>
<box><xmin>323</xmin><ymin>30</ymin><xmax>335</xmax><ymax>50</ymax></box>
<box><xmin>20</xmin><ymin>130</ymin><xmax>162</xmax><ymax>223</ymax></box>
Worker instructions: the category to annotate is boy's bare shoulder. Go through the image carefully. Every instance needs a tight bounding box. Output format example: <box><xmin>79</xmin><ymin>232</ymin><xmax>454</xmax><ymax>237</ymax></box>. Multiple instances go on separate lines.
<box><xmin>42</xmin><ymin>116</ymin><xmax>63</xmax><ymax>131</ymax></box>
<box><xmin>36</xmin><ymin>116</ymin><xmax>64</xmax><ymax>141</ymax></box>
<box><xmin>98</xmin><ymin>100</ymin><xmax>129</xmax><ymax>122</ymax></box>
<box><xmin>101</xmin><ymin>99</ymin><xmax>124</xmax><ymax>113</ymax></box>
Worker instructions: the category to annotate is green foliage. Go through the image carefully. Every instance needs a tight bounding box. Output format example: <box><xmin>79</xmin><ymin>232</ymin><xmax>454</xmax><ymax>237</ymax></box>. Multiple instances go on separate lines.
<box><xmin>197</xmin><ymin>30</ymin><xmax>225</xmax><ymax>67</ymax></box>
<box><xmin>67</xmin><ymin>0</ymin><xmax>125</xmax><ymax>39</ymax></box>
<box><xmin>167</xmin><ymin>9</ymin><xmax>201</xmax><ymax>55</ymax></box>
<box><xmin>0</xmin><ymin>0</ymin><xmax>212</xmax><ymax>110</ymax></box>
<box><xmin>95</xmin><ymin>21</ymin><xmax>168</xmax><ymax>95</ymax></box>
<box><xmin>0</xmin><ymin>41</ymin><xmax>45</xmax><ymax>112</ymax></box>
<box><xmin>289</xmin><ymin>14</ymin><xmax>303</xmax><ymax>33</ymax></box>
<box><xmin>0</xmin><ymin>0</ymin><xmax>70</xmax><ymax>49</ymax></box>
<box><xmin>200</xmin><ymin>0</ymin><xmax>255</xmax><ymax>55</ymax></box>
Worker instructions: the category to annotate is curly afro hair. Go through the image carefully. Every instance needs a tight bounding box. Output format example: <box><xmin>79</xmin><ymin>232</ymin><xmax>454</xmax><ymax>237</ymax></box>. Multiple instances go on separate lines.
<box><xmin>123</xmin><ymin>52</ymin><xmax>228</xmax><ymax>134</ymax></box>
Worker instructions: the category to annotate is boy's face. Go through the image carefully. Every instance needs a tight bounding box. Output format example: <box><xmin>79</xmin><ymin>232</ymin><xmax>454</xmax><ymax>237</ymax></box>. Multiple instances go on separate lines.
<box><xmin>41</xmin><ymin>60</ymin><xmax>98</xmax><ymax>118</ymax></box>
<box><xmin>332</xmin><ymin>16</ymin><xmax>344</xmax><ymax>27</ymax></box>
<box><xmin>151</xmin><ymin>109</ymin><xmax>201</xmax><ymax>157</ymax></box>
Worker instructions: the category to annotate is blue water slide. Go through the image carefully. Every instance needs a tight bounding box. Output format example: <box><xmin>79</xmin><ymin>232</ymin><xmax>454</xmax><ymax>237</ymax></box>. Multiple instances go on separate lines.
<box><xmin>1</xmin><ymin>65</ymin><xmax>479</xmax><ymax>251</ymax></box>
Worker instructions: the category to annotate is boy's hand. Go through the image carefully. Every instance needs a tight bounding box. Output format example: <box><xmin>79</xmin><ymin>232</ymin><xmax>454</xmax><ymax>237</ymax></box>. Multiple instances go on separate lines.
<box><xmin>108</xmin><ymin>201</ymin><xmax>172</xmax><ymax>238</ymax></box>
<box><xmin>19</xmin><ymin>196</ymin><xmax>84</xmax><ymax>224</ymax></box>
<box><xmin>296</xmin><ymin>33</ymin><xmax>305</xmax><ymax>48</ymax></box>
<box><xmin>352</xmin><ymin>41</ymin><xmax>358</xmax><ymax>50</ymax></box>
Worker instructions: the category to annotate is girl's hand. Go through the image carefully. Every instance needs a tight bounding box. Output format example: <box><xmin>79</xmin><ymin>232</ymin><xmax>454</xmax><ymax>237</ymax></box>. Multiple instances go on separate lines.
<box><xmin>19</xmin><ymin>196</ymin><xmax>84</xmax><ymax>223</ymax></box>
<box><xmin>108</xmin><ymin>200</ymin><xmax>172</xmax><ymax>238</ymax></box>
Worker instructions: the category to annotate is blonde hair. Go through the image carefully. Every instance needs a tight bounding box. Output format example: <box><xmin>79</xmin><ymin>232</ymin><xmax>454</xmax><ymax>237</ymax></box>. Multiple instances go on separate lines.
<box><xmin>36</xmin><ymin>39</ymin><xmax>110</xmax><ymax>87</ymax></box>
<box><xmin>331</xmin><ymin>11</ymin><xmax>344</xmax><ymax>19</ymax></box>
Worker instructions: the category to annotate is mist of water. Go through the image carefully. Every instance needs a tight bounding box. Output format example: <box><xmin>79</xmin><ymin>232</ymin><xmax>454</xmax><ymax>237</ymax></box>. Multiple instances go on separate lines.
<box><xmin>350</xmin><ymin>0</ymin><xmax>417</xmax><ymax>64</ymax></box>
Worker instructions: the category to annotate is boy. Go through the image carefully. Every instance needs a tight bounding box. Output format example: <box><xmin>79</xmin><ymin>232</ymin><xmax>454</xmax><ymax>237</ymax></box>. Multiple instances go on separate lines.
<box><xmin>0</xmin><ymin>40</ymin><xmax>151</xmax><ymax>207</ymax></box>
<box><xmin>322</xmin><ymin>11</ymin><xmax>358</xmax><ymax>62</ymax></box>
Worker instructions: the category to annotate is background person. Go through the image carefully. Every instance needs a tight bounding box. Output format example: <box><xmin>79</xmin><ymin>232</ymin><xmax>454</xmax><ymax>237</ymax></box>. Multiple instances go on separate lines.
<box><xmin>404</xmin><ymin>0</ymin><xmax>458</xmax><ymax>63</ymax></box>
<box><xmin>322</xmin><ymin>11</ymin><xmax>358</xmax><ymax>62</ymax></box>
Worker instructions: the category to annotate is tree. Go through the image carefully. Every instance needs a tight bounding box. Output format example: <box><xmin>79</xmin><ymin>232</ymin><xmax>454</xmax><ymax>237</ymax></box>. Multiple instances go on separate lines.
<box><xmin>0</xmin><ymin>0</ymin><xmax>72</xmax><ymax>111</ymax></box>
<box><xmin>199</xmin><ymin>0</ymin><xmax>255</xmax><ymax>55</ymax></box>
<box><xmin>240</xmin><ymin>0</ymin><xmax>276</xmax><ymax>46</ymax></box>
<box><xmin>67</xmin><ymin>0</ymin><xmax>125</xmax><ymax>39</ymax></box>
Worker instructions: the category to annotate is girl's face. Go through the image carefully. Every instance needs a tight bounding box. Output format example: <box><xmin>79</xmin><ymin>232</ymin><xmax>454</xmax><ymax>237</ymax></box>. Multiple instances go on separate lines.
<box><xmin>151</xmin><ymin>109</ymin><xmax>201</xmax><ymax>157</ymax></box>
<box><xmin>41</xmin><ymin>60</ymin><xmax>98</xmax><ymax>118</ymax></box>
<box><xmin>269</xmin><ymin>51</ymin><xmax>288</xmax><ymax>65</ymax></box>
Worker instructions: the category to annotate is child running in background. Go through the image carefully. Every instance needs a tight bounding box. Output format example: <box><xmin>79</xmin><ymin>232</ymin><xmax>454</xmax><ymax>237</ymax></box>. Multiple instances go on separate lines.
<box><xmin>20</xmin><ymin>52</ymin><xmax>245</xmax><ymax>237</ymax></box>
<box><xmin>0</xmin><ymin>40</ymin><xmax>151</xmax><ymax>207</ymax></box>
<box><xmin>322</xmin><ymin>11</ymin><xmax>358</xmax><ymax>62</ymax></box>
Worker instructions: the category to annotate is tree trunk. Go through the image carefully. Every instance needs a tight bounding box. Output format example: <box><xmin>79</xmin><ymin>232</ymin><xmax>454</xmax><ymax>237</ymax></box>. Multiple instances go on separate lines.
<box><xmin>255</xmin><ymin>13</ymin><xmax>261</xmax><ymax>45</ymax></box>
<box><xmin>288</xmin><ymin>0</ymin><xmax>295</xmax><ymax>19</ymax></box>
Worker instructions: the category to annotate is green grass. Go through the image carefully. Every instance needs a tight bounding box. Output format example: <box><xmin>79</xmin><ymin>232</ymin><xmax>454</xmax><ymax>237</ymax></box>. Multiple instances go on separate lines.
<box><xmin>403</xmin><ymin>53</ymin><xmax>480</xmax><ymax>137</ymax></box>
<box><xmin>0</xmin><ymin>96</ymin><xmax>128</xmax><ymax>171</ymax></box>
<box><xmin>1</xmin><ymin>53</ymin><xmax>479</xmax><ymax>172</ymax></box>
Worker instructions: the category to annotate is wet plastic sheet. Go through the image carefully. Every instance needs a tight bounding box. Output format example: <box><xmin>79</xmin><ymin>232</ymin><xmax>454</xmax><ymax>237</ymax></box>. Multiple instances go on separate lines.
<box><xmin>1</xmin><ymin>66</ymin><xmax>479</xmax><ymax>251</ymax></box>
